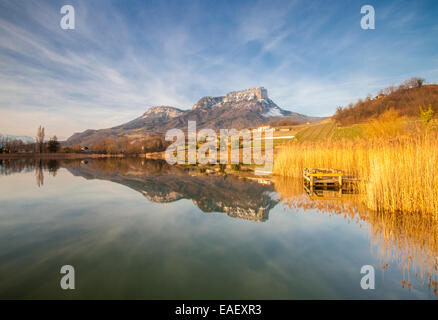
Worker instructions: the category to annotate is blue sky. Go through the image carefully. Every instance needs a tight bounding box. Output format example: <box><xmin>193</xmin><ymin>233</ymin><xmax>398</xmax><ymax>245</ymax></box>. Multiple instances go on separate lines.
<box><xmin>0</xmin><ymin>0</ymin><xmax>437</xmax><ymax>139</ymax></box>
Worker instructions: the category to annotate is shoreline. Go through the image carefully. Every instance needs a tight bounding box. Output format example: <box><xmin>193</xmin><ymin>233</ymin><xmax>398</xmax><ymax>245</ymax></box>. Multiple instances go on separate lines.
<box><xmin>0</xmin><ymin>153</ymin><xmax>127</xmax><ymax>159</ymax></box>
<box><xmin>0</xmin><ymin>151</ymin><xmax>166</xmax><ymax>160</ymax></box>
<box><xmin>0</xmin><ymin>153</ymin><xmax>274</xmax><ymax>182</ymax></box>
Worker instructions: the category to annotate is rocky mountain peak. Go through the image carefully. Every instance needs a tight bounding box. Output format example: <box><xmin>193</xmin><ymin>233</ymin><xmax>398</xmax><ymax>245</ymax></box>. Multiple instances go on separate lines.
<box><xmin>192</xmin><ymin>87</ymin><xmax>270</xmax><ymax>111</ymax></box>
<box><xmin>223</xmin><ymin>87</ymin><xmax>268</xmax><ymax>103</ymax></box>
<box><xmin>192</xmin><ymin>96</ymin><xmax>224</xmax><ymax>110</ymax></box>
<box><xmin>141</xmin><ymin>106</ymin><xmax>183</xmax><ymax>119</ymax></box>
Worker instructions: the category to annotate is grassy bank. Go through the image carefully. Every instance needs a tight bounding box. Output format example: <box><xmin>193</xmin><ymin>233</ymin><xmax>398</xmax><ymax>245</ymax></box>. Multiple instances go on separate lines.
<box><xmin>273</xmin><ymin>132</ymin><xmax>438</xmax><ymax>216</ymax></box>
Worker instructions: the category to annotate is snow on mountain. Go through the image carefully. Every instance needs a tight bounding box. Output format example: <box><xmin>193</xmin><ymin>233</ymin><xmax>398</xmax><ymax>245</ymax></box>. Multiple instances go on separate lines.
<box><xmin>0</xmin><ymin>134</ymin><xmax>35</xmax><ymax>144</ymax></box>
<box><xmin>262</xmin><ymin>105</ymin><xmax>284</xmax><ymax>117</ymax></box>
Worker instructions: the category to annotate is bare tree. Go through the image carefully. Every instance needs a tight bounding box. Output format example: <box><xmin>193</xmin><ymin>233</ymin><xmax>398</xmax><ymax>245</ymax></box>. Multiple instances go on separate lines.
<box><xmin>36</xmin><ymin>125</ymin><xmax>45</xmax><ymax>153</ymax></box>
<box><xmin>399</xmin><ymin>77</ymin><xmax>425</xmax><ymax>90</ymax></box>
<box><xmin>383</xmin><ymin>84</ymin><xmax>396</xmax><ymax>95</ymax></box>
<box><xmin>0</xmin><ymin>136</ymin><xmax>7</xmax><ymax>153</ymax></box>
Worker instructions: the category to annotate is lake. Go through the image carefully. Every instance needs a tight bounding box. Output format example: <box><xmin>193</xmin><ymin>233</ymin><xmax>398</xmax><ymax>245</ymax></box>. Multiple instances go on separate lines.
<box><xmin>0</xmin><ymin>158</ymin><xmax>437</xmax><ymax>299</ymax></box>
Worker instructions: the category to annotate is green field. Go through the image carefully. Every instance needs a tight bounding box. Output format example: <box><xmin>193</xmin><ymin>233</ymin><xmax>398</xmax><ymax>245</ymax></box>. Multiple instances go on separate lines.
<box><xmin>331</xmin><ymin>123</ymin><xmax>367</xmax><ymax>140</ymax></box>
<box><xmin>295</xmin><ymin>121</ymin><xmax>337</xmax><ymax>141</ymax></box>
<box><xmin>294</xmin><ymin>121</ymin><xmax>369</xmax><ymax>142</ymax></box>
<box><xmin>293</xmin><ymin>118</ymin><xmax>434</xmax><ymax>142</ymax></box>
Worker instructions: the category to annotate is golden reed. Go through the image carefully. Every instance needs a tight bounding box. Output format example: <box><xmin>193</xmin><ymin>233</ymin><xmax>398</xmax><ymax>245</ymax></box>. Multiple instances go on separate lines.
<box><xmin>273</xmin><ymin>132</ymin><xmax>438</xmax><ymax>217</ymax></box>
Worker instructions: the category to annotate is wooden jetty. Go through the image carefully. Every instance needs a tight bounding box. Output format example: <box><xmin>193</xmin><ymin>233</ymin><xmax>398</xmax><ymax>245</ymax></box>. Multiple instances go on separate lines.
<box><xmin>303</xmin><ymin>168</ymin><xmax>343</xmax><ymax>188</ymax></box>
<box><xmin>303</xmin><ymin>168</ymin><xmax>359</xmax><ymax>192</ymax></box>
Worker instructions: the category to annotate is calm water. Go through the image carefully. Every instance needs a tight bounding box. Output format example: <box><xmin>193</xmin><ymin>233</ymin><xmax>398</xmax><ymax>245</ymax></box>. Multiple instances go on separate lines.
<box><xmin>0</xmin><ymin>158</ymin><xmax>437</xmax><ymax>299</ymax></box>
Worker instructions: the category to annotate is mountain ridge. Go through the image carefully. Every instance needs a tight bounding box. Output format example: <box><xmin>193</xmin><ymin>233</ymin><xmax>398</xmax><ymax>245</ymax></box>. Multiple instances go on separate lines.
<box><xmin>0</xmin><ymin>134</ymin><xmax>35</xmax><ymax>144</ymax></box>
<box><xmin>67</xmin><ymin>87</ymin><xmax>322</xmax><ymax>146</ymax></box>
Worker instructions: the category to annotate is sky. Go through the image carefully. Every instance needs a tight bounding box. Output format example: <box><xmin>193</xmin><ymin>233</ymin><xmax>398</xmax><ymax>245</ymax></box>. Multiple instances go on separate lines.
<box><xmin>0</xmin><ymin>0</ymin><xmax>437</xmax><ymax>139</ymax></box>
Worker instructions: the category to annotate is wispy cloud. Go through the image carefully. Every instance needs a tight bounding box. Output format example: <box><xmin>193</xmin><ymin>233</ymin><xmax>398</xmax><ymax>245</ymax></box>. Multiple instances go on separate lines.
<box><xmin>0</xmin><ymin>0</ymin><xmax>437</xmax><ymax>138</ymax></box>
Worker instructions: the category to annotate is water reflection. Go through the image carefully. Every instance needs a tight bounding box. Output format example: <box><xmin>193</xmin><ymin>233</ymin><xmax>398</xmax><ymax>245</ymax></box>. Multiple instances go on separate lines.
<box><xmin>65</xmin><ymin>158</ymin><xmax>278</xmax><ymax>222</ymax></box>
<box><xmin>0</xmin><ymin>158</ymin><xmax>61</xmax><ymax>187</ymax></box>
<box><xmin>36</xmin><ymin>160</ymin><xmax>59</xmax><ymax>187</ymax></box>
<box><xmin>274</xmin><ymin>176</ymin><xmax>438</xmax><ymax>296</ymax></box>
<box><xmin>0</xmin><ymin>158</ymin><xmax>278</xmax><ymax>222</ymax></box>
<box><xmin>0</xmin><ymin>158</ymin><xmax>437</xmax><ymax>297</ymax></box>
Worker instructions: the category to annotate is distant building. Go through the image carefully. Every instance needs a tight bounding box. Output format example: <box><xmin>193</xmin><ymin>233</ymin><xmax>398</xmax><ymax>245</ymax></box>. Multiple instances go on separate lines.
<box><xmin>252</xmin><ymin>125</ymin><xmax>271</xmax><ymax>133</ymax></box>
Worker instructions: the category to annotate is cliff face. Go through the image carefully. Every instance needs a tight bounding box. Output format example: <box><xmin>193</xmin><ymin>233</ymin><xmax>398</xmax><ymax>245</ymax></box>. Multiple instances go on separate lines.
<box><xmin>223</xmin><ymin>87</ymin><xmax>268</xmax><ymax>102</ymax></box>
<box><xmin>66</xmin><ymin>87</ymin><xmax>321</xmax><ymax>146</ymax></box>
<box><xmin>192</xmin><ymin>96</ymin><xmax>224</xmax><ymax>110</ymax></box>
<box><xmin>193</xmin><ymin>87</ymin><xmax>272</xmax><ymax>110</ymax></box>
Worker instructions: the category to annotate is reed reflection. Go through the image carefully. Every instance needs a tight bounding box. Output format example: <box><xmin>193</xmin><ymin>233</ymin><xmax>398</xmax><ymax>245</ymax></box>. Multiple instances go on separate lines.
<box><xmin>273</xmin><ymin>176</ymin><xmax>438</xmax><ymax>296</ymax></box>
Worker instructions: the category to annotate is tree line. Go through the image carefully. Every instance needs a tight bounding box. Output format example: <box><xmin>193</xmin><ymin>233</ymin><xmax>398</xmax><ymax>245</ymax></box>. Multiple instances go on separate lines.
<box><xmin>1</xmin><ymin>125</ymin><xmax>169</xmax><ymax>155</ymax></box>
<box><xmin>1</xmin><ymin>127</ymin><xmax>60</xmax><ymax>154</ymax></box>
<box><xmin>90</xmin><ymin>135</ymin><xmax>169</xmax><ymax>154</ymax></box>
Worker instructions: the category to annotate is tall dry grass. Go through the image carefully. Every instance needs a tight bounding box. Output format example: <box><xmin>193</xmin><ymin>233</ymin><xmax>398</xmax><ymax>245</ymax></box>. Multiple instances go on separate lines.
<box><xmin>273</xmin><ymin>132</ymin><xmax>438</xmax><ymax>217</ymax></box>
<box><xmin>273</xmin><ymin>139</ymin><xmax>369</xmax><ymax>178</ymax></box>
<box><xmin>365</xmin><ymin>134</ymin><xmax>438</xmax><ymax>214</ymax></box>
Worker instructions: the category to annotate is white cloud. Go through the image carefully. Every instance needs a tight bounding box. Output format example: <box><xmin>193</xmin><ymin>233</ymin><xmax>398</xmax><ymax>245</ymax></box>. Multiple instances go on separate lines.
<box><xmin>0</xmin><ymin>0</ymin><xmax>437</xmax><ymax>138</ymax></box>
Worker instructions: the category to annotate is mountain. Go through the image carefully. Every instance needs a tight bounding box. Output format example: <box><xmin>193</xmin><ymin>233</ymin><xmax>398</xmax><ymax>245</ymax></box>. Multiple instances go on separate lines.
<box><xmin>0</xmin><ymin>134</ymin><xmax>35</xmax><ymax>144</ymax></box>
<box><xmin>67</xmin><ymin>87</ymin><xmax>322</xmax><ymax>146</ymax></box>
<box><xmin>112</xmin><ymin>106</ymin><xmax>184</xmax><ymax>131</ymax></box>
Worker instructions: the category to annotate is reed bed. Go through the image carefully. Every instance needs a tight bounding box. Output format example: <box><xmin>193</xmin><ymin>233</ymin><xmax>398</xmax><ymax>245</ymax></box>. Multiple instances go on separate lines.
<box><xmin>273</xmin><ymin>132</ymin><xmax>438</xmax><ymax>217</ymax></box>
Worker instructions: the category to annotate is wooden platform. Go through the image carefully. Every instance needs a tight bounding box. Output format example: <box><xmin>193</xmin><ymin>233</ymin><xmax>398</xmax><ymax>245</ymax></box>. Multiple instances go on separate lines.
<box><xmin>303</xmin><ymin>168</ymin><xmax>359</xmax><ymax>192</ymax></box>
<box><xmin>303</xmin><ymin>168</ymin><xmax>343</xmax><ymax>188</ymax></box>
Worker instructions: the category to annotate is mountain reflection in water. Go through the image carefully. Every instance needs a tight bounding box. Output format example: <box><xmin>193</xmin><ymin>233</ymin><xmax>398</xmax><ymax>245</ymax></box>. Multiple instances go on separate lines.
<box><xmin>0</xmin><ymin>158</ymin><xmax>437</xmax><ymax>297</ymax></box>
<box><xmin>65</xmin><ymin>159</ymin><xmax>278</xmax><ymax>222</ymax></box>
